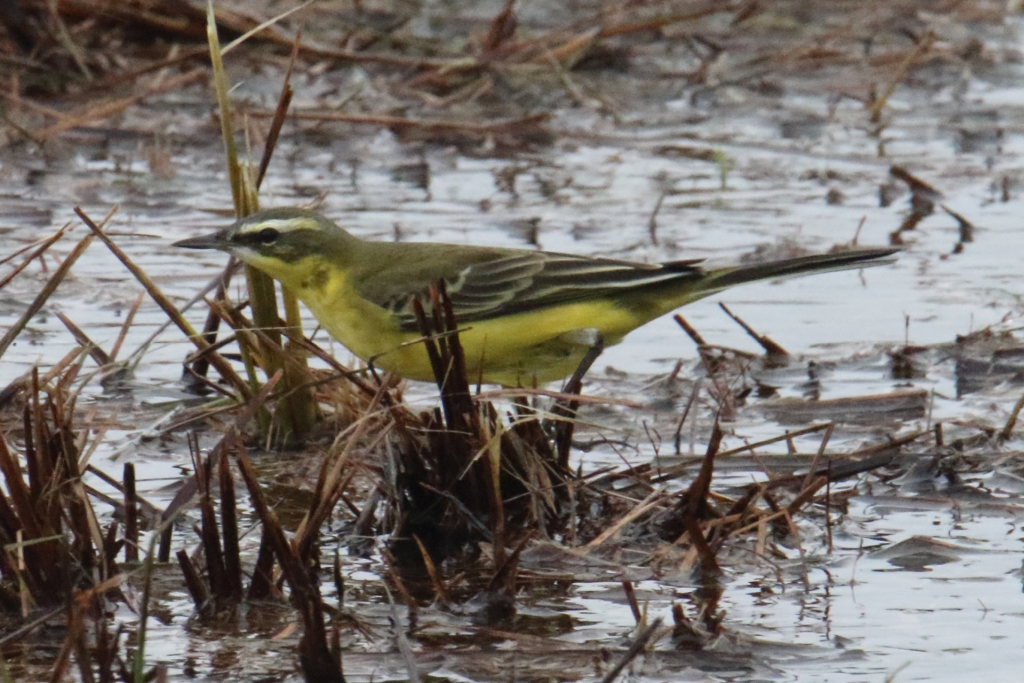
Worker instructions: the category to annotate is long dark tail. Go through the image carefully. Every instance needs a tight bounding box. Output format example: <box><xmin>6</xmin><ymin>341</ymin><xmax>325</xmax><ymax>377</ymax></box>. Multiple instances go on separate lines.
<box><xmin>699</xmin><ymin>246</ymin><xmax>899</xmax><ymax>293</ymax></box>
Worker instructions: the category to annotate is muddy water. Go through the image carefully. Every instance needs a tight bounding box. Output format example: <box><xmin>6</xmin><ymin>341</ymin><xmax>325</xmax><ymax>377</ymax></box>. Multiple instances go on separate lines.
<box><xmin>3</xmin><ymin>5</ymin><xmax>1024</xmax><ymax>682</ymax></box>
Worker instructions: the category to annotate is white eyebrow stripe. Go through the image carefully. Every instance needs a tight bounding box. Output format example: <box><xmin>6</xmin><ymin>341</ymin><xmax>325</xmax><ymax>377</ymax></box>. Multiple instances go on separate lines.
<box><xmin>238</xmin><ymin>218</ymin><xmax>309</xmax><ymax>234</ymax></box>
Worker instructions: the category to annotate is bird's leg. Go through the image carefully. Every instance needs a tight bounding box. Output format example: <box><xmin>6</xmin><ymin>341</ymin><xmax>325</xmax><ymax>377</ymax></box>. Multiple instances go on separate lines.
<box><xmin>551</xmin><ymin>328</ymin><xmax>605</xmax><ymax>469</ymax></box>
<box><xmin>560</xmin><ymin>328</ymin><xmax>605</xmax><ymax>397</ymax></box>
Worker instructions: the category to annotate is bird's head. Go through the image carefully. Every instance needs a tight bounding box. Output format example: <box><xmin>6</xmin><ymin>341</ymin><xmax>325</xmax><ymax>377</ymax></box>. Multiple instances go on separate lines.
<box><xmin>175</xmin><ymin>208</ymin><xmax>356</xmax><ymax>287</ymax></box>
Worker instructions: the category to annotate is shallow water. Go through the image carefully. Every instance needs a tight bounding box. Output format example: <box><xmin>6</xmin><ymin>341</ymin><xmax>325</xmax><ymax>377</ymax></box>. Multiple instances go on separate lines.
<box><xmin>3</xmin><ymin>2</ymin><xmax>1024</xmax><ymax>681</ymax></box>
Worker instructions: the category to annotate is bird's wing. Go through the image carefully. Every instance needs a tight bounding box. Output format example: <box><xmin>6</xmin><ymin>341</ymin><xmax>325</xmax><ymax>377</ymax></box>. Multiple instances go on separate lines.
<box><xmin>359</xmin><ymin>250</ymin><xmax>704</xmax><ymax>331</ymax></box>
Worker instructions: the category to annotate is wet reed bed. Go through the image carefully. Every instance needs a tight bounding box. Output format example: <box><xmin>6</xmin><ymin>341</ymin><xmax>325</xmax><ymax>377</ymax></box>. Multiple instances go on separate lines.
<box><xmin>2</xmin><ymin>1</ymin><xmax>1024</xmax><ymax>680</ymax></box>
<box><xmin>0</xmin><ymin>0</ymin><xmax>1015</xmax><ymax>156</ymax></box>
<box><xmin>0</xmin><ymin>104</ymin><xmax>1011</xmax><ymax>683</ymax></box>
<box><xmin>1</xmin><ymin>209</ymin><xmax>1020</xmax><ymax>679</ymax></box>
<box><xmin>0</xmin><ymin>197</ymin><xmax>611</xmax><ymax>678</ymax></box>
<box><xmin>0</xmin><ymin>350</ymin><xmax>160</xmax><ymax>680</ymax></box>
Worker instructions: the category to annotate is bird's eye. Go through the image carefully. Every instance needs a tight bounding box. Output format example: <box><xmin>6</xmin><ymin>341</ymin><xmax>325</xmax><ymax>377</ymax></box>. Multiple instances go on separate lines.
<box><xmin>256</xmin><ymin>227</ymin><xmax>279</xmax><ymax>245</ymax></box>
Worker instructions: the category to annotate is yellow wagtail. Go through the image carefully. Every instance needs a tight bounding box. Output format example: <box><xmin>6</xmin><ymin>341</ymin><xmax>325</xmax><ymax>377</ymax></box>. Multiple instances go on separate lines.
<box><xmin>175</xmin><ymin>208</ymin><xmax>897</xmax><ymax>386</ymax></box>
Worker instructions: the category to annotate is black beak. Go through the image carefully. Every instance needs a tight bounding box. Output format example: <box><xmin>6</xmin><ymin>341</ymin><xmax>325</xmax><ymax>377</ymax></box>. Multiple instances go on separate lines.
<box><xmin>173</xmin><ymin>228</ymin><xmax>232</xmax><ymax>250</ymax></box>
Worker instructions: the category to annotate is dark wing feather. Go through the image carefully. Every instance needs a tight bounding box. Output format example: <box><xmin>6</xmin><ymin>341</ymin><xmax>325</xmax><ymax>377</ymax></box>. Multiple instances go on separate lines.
<box><xmin>372</xmin><ymin>251</ymin><xmax>704</xmax><ymax>331</ymax></box>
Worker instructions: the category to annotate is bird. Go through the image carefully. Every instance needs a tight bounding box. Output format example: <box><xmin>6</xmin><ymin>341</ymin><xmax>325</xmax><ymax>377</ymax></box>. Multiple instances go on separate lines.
<box><xmin>175</xmin><ymin>207</ymin><xmax>897</xmax><ymax>387</ymax></box>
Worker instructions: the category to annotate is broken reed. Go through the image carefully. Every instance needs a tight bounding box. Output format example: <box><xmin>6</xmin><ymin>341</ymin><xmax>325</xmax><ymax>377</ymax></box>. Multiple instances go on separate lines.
<box><xmin>8</xmin><ymin>0</ymin><xmax>951</xmax><ymax>133</ymax></box>
<box><xmin>0</xmin><ymin>363</ymin><xmax>168</xmax><ymax>681</ymax></box>
<box><xmin>379</xmin><ymin>281</ymin><xmax>578</xmax><ymax>564</ymax></box>
<box><xmin>164</xmin><ymin>368</ymin><xmax>365</xmax><ymax>681</ymax></box>
<box><xmin>202</xmin><ymin>6</ymin><xmax>317</xmax><ymax>448</ymax></box>
<box><xmin>170</xmin><ymin>282</ymin><xmax>588</xmax><ymax>641</ymax></box>
<box><xmin>174</xmin><ymin>411</ymin><xmax>348</xmax><ymax>681</ymax></box>
<box><xmin>0</xmin><ymin>368</ymin><xmax>119</xmax><ymax>612</ymax></box>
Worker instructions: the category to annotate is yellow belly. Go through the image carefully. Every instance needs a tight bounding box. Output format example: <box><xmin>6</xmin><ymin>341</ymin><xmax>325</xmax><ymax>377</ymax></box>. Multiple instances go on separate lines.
<box><xmin>299</xmin><ymin>279</ymin><xmax>639</xmax><ymax>386</ymax></box>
